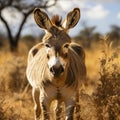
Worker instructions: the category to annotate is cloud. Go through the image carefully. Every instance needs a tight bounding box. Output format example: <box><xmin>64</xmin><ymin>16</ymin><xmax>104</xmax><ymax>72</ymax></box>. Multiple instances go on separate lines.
<box><xmin>83</xmin><ymin>0</ymin><xmax>120</xmax><ymax>3</ymax></box>
<box><xmin>117</xmin><ymin>12</ymin><xmax>120</xmax><ymax>19</ymax></box>
<box><xmin>48</xmin><ymin>2</ymin><xmax>109</xmax><ymax>21</ymax></box>
<box><xmin>86</xmin><ymin>4</ymin><xmax>109</xmax><ymax>19</ymax></box>
<box><xmin>57</xmin><ymin>0</ymin><xmax>86</xmax><ymax>11</ymax></box>
<box><xmin>2</xmin><ymin>8</ymin><xmax>23</xmax><ymax>25</ymax></box>
<box><xmin>48</xmin><ymin>1</ymin><xmax>87</xmax><ymax>16</ymax></box>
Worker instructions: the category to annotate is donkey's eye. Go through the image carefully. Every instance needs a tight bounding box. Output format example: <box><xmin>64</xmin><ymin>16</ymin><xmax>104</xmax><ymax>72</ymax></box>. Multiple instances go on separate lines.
<box><xmin>64</xmin><ymin>43</ymin><xmax>69</xmax><ymax>48</ymax></box>
<box><xmin>45</xmin><ymin>43</ymin><xmax>51</xmax><ymax>48</ymax></box>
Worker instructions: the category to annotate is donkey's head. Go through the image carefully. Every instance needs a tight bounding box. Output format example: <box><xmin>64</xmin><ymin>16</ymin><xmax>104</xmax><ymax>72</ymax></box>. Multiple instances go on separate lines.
<box><xmin>34</xmin><ymin>8</ymin><xmax>80</xmax><ymax>78</ymax></box>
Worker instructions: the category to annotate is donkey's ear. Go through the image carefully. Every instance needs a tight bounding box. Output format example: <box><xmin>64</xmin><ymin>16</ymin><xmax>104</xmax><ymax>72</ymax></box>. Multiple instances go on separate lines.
<box><xmin>62</xmin><ymin>8</ymin><xmax>80</xmax><ymax>30</ymax></box>
<box><xmin>34</xmin><ymin>8</ymin><xmax>52</xmax><ymax>31</ymax></box>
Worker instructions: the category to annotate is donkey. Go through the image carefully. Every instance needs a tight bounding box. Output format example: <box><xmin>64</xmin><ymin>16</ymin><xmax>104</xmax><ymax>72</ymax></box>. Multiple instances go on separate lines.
<box><xmin>26</xmin><ymin>8</ymin><xmax>86</xmax><ymax>120</ymax></box>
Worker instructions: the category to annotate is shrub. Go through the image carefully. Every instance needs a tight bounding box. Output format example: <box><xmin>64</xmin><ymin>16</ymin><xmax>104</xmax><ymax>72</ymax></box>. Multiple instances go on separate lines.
<box><xmin>0</xmin><ymin>55</ymin><xmax>27</xmax><ymax>93</ymax></box>
<box><xmin>95</xmin><ymin>36</ymin><xmax>120</xmax><ymax>120</ymax></box>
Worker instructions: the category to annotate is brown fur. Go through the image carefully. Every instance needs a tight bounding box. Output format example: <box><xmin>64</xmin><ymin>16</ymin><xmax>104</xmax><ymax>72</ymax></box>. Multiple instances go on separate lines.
<box><xmin>51</xmin><ymin>15</ymin><xmax>62</xmax><ymax>27</ymax></box>
<box><xmin>26</xmin><ymin>7</ymin><xmax>86</xmax><ymax>120</ymax></box>
<box><xmin>27</xmin><ymin>41</ymin><xmax>86</xmax><ymax>88</ymax></box>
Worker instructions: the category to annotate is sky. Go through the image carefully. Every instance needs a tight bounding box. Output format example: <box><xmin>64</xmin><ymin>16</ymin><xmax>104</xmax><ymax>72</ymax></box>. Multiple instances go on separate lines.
<box><xmin>0</xmin><ymin>0</ymin><xmax>120</xmax><ymax>37</ymax></box>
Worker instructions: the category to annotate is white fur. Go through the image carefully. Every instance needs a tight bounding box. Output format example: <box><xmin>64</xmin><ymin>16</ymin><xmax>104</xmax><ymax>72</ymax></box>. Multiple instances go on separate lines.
<box><xmin>48</xmin><ymin>56</ymin><xmax>61</xmax><ymax>68</ymax></box>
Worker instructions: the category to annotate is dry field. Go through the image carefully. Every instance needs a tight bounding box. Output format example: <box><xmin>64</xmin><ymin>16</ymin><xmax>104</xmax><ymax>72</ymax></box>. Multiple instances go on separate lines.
<box><xmin>0</xmin><ymin>38</ymin><xmax>120</xmax><ymax>120</ymax></box>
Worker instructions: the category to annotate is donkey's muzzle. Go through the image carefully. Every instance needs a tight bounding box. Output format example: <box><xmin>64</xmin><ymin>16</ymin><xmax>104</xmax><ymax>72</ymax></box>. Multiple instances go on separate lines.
<box><xmin>50</xmin><ymin>65</ymin><xmax>64</xmax><ymax>77</ymax></box>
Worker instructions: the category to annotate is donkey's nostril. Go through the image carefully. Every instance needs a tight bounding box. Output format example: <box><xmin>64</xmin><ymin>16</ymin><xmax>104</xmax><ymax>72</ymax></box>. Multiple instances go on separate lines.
<box><xmin>50</xmin><ymin>66</ymin><xmax>55</xmax><ymax>73</ymax></box>
<box><xmin>59</xmin><ymin>65</ymin><xmax>64</xmax><ymax>73</ymax></box>
<box><xmin>50</xmin><ymin>65</ymin><xmax>64</xmax><ymax>77</ymax></box>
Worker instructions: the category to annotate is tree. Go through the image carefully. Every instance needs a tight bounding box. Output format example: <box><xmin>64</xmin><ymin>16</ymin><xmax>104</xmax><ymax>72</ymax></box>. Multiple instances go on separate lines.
<box><xmin>109</xmin><ymin>25</ymin><xmax>120</xmax><ymax>40</ymax></box>
<box><xmin>0</xmin><ymin>0</ymin><xmax>57</xmax><ymax>51</ymax></box>
<box><xmin>107</xmin><ymin>25</ymin><xmax>120</xmax><ymax>47</ymax></box>
<box><xmin>0</xmin><ymin>32</ymin><xmax>6</xmax><ymax>47</ymax></box>
<box><xmin>74</xmin><ymin>25</ymin><xmax>101</xmax><ymax>49</ymax></box>
<box><xmin>76</xmin><ymin>26</ymin><xmax>101</xmax><ymax>48</ymax></box>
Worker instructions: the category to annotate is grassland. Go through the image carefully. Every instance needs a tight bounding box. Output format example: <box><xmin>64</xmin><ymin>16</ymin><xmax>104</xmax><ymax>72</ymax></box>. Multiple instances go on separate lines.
<box><xmin>0</xmin><ymin>38</ymin><xmax>120</xmax><ymax>120</ymax></box>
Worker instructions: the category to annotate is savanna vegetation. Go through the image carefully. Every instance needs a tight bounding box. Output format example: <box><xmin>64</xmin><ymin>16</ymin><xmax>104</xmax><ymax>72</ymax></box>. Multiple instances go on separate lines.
<box><xmin>0</xmin><ymin>25</ymin><xmax>120</xmax><ymax>120</ymax></box>
<box><xmin>0</xmin><ymin>0</ymin><xmax>120</xmax><ymax>119</ymax></box>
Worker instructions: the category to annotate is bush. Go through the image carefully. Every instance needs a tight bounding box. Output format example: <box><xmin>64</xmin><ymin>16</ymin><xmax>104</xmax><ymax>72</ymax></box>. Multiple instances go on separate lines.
<box><xmin>95</xmin><ymin>36</ymin><xmax>120</xmax><ymax>120</ymax></box>
<box><xmin>0</xmin><ymin>55</ymin><xmax>28</xmax><ymax>93</ymax></box>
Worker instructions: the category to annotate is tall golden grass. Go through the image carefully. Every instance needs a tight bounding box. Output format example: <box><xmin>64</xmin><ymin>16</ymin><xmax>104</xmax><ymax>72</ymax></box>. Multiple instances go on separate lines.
<box><xmin>0</xmin><ymin>37</ymin><xmax>119</xmax><ymax>120</ymax></box>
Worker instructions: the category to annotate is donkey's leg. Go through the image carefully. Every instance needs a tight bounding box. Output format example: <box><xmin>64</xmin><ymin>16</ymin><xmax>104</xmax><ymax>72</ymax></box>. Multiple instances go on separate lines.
<box><xmin>65</xmin><ymin>99</ymin><xmax>75</xmax><ymax>120</ymax></box>
<box><xmin>75</xmin><ymin>90</ymin><xmax>81</xmax><ymax>120</ymax></box>
<box><xmin>32</xmin><ymin>88</ymin><xmax>41</xmax><ymax>120</ymax></box>
<box><xmin>41</xmin><ymin>97</ymin><xmax>51</xmax><ymax>120</ymax></box>
<box><xmin>56</xmin><ymin>101</ymin><xmax>63</xmax><ymax>120</ymax></box>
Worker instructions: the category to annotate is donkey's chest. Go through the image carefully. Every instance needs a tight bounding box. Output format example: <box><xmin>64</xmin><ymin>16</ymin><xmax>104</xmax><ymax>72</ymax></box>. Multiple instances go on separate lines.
<box><xmin>42</xmin><ymin>84</ymin><xmax>76</xmax><ymax>101</ymax></box>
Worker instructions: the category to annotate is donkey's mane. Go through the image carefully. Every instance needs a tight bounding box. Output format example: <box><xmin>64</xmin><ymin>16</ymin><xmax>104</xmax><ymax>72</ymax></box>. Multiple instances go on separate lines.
<box><xmin>51</xmin><ymin>15</ymin><xmax>62</xmax><ymax>27</ymax></box>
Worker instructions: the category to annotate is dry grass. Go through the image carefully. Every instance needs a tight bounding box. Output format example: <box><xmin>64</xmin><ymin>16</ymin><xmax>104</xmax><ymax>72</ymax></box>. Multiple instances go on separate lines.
<box><xmin>0</xmin><ymin>42</ymin><xmax>34</xmax><ymax>120</ymax></box>
<box><xmin>0</xmin><ymin>38</ymin><xmax>120</xmax><ymax>120</ymax></box>
<box><xmin>95</xmin><ymin>36</ymin><xmax>120</xmax><ymax>120</ymax></box>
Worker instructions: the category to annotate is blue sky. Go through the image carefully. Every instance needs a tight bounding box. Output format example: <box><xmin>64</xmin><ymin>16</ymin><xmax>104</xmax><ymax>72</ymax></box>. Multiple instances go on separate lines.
<box><xmin>0</xmin><ymin>0</ymin><xmax>120</xmax><ymax>37</ymax></box>
<box><xmin>85</xmin><ymin>2</ymin><xmax>120</xmax><ymax>34</ymax></box>
<box><xmin>48</xmin><ymin>0</ymin><xmax>120</xmax><ymax>36</ymax></box>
